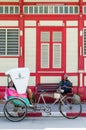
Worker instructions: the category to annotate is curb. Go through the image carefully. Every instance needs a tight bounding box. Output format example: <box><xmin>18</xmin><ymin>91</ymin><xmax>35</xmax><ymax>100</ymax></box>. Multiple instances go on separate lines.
<box><xmin>26</xmin><ymin>112</ymin><xmax>42</xmax><ymax>117</ymax></box>
<box><xmin>26</xmin><ymin>112</ymin><xmax>86</xmax><ymax>117</ymax></box>
<box><xmin>1</xmin><ymin>112</ymin><xmax>86</xmax><ymax>117</ymax></box>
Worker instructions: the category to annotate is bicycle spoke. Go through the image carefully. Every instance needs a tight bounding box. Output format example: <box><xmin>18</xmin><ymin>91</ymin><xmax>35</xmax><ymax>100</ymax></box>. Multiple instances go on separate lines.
<box><xmin>59</xmin><ymin>96</ymin><xmax>82</xmax><ymax>119</ymax></box>
<box><xmin>4</xmin><ymin>98</ymin><xmax>27</xmax><ymax>122</ymax></box>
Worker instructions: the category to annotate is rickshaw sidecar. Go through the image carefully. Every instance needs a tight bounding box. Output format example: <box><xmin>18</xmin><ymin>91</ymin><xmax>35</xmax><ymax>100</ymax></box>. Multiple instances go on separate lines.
<box><xmin>4</xmin><ymin>67</ymin><xmax>30</xmax><ymax>122</ymax></box>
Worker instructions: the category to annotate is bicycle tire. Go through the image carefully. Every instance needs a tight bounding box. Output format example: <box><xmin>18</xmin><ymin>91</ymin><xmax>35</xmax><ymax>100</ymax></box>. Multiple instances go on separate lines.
<box><xmin>3</xmin><ymin>97</ymin><xmax>27</xmax><ymax>122</ymax></box>
<box><xmin>59</xmin><ymin>96</ymin><xmax>82</xmax><ymax>119</ymax></box>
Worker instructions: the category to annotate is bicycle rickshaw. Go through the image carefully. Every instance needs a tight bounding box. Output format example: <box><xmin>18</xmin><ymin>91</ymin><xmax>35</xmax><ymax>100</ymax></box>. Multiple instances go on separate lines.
<box><xmin>3</xmin><ymin>68</ymin><xmax>82</xmax><ymax>122</ymax></box>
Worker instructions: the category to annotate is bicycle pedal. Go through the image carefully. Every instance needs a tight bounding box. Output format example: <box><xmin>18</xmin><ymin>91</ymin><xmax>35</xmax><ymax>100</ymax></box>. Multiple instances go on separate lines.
<box><xmin>29</xmin><ymin>104</ymin><xmax>35</xmax><ymax>108</ymax></box>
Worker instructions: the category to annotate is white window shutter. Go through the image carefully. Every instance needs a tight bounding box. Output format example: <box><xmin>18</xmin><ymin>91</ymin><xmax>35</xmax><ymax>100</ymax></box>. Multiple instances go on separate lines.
<box><xmin>53</xmin><ymin>44</ymin><xmax>61</xmax><ymax>68</ymax></box>
<box><xmin>41</xmin><ymin>44</ymin><xmax>49</xmax><ymax>68</ymax></box>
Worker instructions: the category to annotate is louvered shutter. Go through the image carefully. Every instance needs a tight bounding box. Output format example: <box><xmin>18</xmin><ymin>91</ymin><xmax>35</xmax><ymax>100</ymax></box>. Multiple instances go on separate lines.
<box><xmin>7</xmin><ymin>29</ymin><xmax>19</xmax><ymax>55</ymax></box>
<box><xmin>0</xmin><ymin>29</ymin><xmax>19</xmax><ymax>56</ymax></box>
<box><xmin>53</xmin><ymin>44</ymin><xmax>61</xmax><ymax>68</ymax></box>
<box><xmin>41</xmin><ymin>44</ymin><xmax>49</xmax><ymax>68</ymax></box>
<box><xmin>84</xmin><ymin>29</ymin><xmax>86</xmax><ymax>55</ymax></box>
<box><xmin>0</xmin><ymin>29</ymin><xmax>6</xmax><ymax>55</ymax></box>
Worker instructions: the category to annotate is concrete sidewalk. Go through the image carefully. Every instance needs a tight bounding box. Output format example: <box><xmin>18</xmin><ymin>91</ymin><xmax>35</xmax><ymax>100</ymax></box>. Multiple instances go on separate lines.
<box><xmin>0</xmin><ymin>116</ymin><xmax>86</xmax><ymax>128</ymax></box>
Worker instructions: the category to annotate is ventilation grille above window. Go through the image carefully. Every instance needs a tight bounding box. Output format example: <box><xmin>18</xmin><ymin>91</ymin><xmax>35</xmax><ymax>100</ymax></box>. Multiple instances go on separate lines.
<box><xmin>24</xmin><ymin>5</ymin><xmax>79</xmax><ymax>14</ymax></box>
<box><xmin>0</xmin><ymin>6</ymin><xmax>19</xmax><ymax>14</ymax></box>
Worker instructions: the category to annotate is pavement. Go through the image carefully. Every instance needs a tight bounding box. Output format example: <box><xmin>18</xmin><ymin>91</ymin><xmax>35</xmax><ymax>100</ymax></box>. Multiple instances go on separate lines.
<box><xmin>0</xmin><ymin>116</ymin><xmax>86</xmax><ymax>129</ymax></box>
<box><xmin>0</xmin><ymin>101</ymin><xmax>86</xmax><ymax>128</ymax></box>
<box><xmin>0</xmin><ymin>100</ymin><xmax>86</xmax><ymax>117</ymax></box>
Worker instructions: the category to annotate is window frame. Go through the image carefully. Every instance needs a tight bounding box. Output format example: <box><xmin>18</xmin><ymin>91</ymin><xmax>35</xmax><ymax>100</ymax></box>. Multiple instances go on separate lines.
<box><xmin>37</xmin><ymin>27</ymin><xmax>64</xmax><ymax>71</ymax></box>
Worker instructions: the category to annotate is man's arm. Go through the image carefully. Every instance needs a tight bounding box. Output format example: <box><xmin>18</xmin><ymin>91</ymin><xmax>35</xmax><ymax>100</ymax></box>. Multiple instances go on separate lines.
<box><xmin>67</xmin><ymin>80</ymin><xmax>72</xmax><ymax>87</ymax></box>
<box><xmin>58</xmin><ymin>80</ymin><xmax>63</xmax><ymax>87</ymax></box>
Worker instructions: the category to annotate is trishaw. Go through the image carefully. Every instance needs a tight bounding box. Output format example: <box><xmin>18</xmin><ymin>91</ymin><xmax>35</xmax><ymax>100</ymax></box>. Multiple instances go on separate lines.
<box><xmin>3</xmin><ymin>68</ymin><xmax>82</xmax><ymax>122</ymax></box>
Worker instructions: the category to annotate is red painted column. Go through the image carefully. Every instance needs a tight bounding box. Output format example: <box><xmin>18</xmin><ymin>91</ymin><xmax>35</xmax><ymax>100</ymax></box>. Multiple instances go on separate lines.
<box><xmin>18</xmin><ymin>0</ymin><xmax>24</xmax><ymax>67</ymax></box>
<box><xmin>78</xmin><ymin>0</ymin><xmax>85</xmax><ymax>99</ymax></box>
<box><xmin>78</xmin><ymin>0</ymin><xmax>84</xmax><ymax>70</ymax></box>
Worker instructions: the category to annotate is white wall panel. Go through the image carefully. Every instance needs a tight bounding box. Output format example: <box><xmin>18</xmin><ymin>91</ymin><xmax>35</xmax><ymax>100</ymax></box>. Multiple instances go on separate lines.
<box><xmin>84</xmin><ymin>58</ymin><xmax>86</xmax><ymax>72</ymax></box>
<box><xmin>68</xmin><ymin>76</ymin><xmax>78</xmax><ymax>86</ymax></box>
<box><xmin>25</xmin><ymin>20</ymin><xmax>36</xmax><ymax>26</ymax></box>
<box><xmin>24</xmin><ymin>0</ymin><xmax>79</xmax><ymax>2</ymax></box>
<box><xmin>0</xmin><ymin>21</ymin><xmax>18</xmax><ymax>26</ymax></box>
<box><xmin>39</xmin><ymin>21</ymin><xmax>63</xmax><ymax>26</ymax></box>
<box><xmin>66</xmin><ymin>28</ymin><xmax>78</xmax><ymax>72</ymax></box>
<box><xmin>25</xmin><ymin>28</ymin><xmax>36</xmax><ymax>72</ymax></box>
<box><xmin>84</xmin><ymin>76</ymin><xmax>86</xmax><ymax>86</ymax></box>
<box><xmin>0</xmin><ymin>0</ymin><xmax>19</xmax><ymax>1</ymax></box>
<box><xmin>66</xmin><ymin>21</ymin><xmax>78</xmax><ymax>26</ymax></box>
<box><xmin>0</xmin><ymin>77</ymin><xmax>7</xmax><ymax>86</ymax></box>
<box><xmin>83</xmin><ymin>0</ymin><xmax>86</xmax><ymax>2</ymax></box>
<box><xmin>28</xmin><ymin>76</ymin><xmax>36</xmax><ymax>86</ymax></box>
<box><xmin>41</xmin><ymin>76</ymin><xmax>61</xmax><ymax>83</ymax></box>
<box><xmin>84</xmin><ymin>20</ymin><xmax>86</xmax><ymax>26</ymax></box>
<box><xmin>0</xmin><ymin>58</ymin><xmax>18</xmax><ymax>72</ymax></box>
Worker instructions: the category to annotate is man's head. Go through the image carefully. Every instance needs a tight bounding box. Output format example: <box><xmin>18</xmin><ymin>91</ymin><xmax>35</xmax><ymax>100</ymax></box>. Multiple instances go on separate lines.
<box><xmin>64</xmin><ymin>74</ymin><xmax>68</xmax><ymax>80</ymax></box>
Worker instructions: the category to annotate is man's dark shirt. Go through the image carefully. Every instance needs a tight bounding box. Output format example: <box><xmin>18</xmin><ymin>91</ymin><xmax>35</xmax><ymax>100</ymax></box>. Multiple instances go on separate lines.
<box><xmin>58</xmin><ymin>79</ymin><xmax>72</xmax><ymax>88</ymax></box>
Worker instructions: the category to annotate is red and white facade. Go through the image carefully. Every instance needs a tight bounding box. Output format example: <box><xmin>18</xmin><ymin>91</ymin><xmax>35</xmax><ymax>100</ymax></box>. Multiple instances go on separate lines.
<box><xmin>0</xmin><ymin>0</ymin><xmax>86</xmax><ymax>100</ymax></box>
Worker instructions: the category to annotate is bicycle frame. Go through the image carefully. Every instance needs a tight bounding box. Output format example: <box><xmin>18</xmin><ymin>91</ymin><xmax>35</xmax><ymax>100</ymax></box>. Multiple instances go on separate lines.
<box><xmin>35</xmin><ymin>92</ymin><xmax>67</xmax><ymax>114</ymax></box>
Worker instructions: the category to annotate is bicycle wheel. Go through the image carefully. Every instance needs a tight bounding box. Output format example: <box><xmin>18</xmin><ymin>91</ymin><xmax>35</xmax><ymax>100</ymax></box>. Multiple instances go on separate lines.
<box><xmin>3</xmin><ymin>97</ymin><xmax>27</xmax><ymax>122</ymax></box>
<box><xmin>59</xmin><ymin>96</ymin><xmax>82</xmax><ymax>119</ymax></box>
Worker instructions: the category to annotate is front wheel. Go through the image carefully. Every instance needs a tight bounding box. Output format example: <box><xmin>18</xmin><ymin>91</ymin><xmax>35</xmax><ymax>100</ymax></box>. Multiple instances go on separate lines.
<box><xmin>3</xmin><ymin>97</ymin><xmax>27</xmax><ymax>122</ymax></box>
<box><xmin>59</xmin><ymin>96</ymin><xmax>82</xmax><ymax>119</ymax></box>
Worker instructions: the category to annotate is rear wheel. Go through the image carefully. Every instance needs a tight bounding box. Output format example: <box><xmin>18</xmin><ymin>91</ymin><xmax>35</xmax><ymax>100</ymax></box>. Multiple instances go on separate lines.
<box><xmin>4</xmin><ymin>97</ymin><xmax>27</xmax><ymax>122</ymax></box>
<box><xmin>59</xmin><ymin>96</ymin><xmax>82</xmax><ymax>119</ymax></box>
